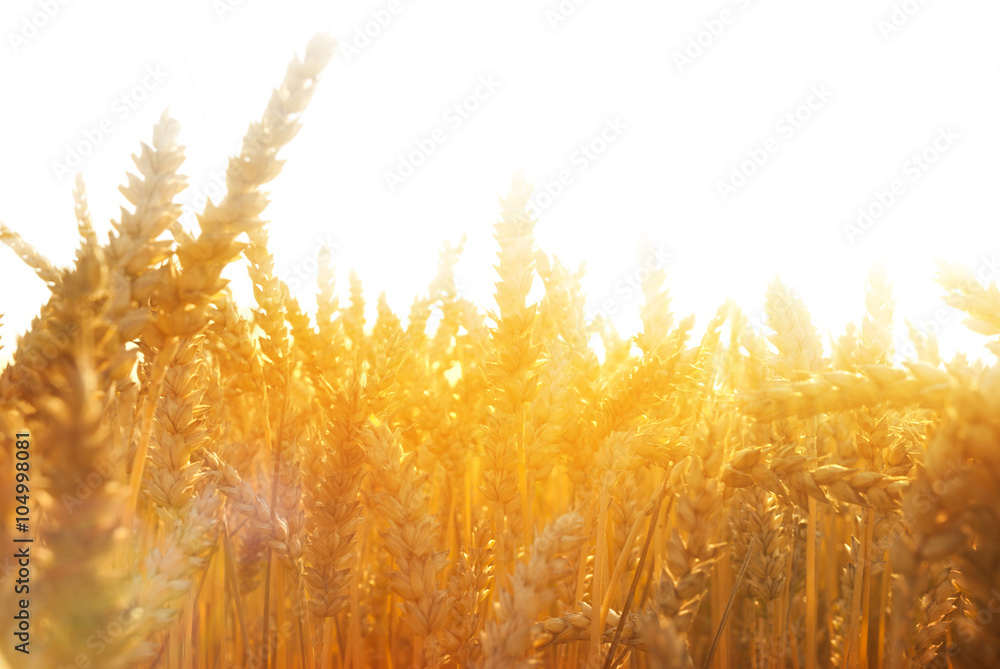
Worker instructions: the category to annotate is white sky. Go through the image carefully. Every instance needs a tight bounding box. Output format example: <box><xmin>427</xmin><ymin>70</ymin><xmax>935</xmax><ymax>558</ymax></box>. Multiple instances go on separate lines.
<box><xmin>2</xmin><ymin>0</ymin><xmax>999</xmax><ymax>364</ymax></box>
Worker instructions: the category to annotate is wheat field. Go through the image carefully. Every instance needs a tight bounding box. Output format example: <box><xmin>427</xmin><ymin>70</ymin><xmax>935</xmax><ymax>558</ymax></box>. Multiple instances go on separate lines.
<box><xmin>1</xmin><ymin>34</ymin><xmax>998</xmax><ymax>669</ymax></box>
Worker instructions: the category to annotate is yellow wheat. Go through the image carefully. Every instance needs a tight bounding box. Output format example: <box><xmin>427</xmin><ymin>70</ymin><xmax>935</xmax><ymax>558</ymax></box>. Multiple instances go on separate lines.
<box><xmin>2</xmin><ymin>33</ymin><xmax>1000</xmax><ymax>669</ymax></box>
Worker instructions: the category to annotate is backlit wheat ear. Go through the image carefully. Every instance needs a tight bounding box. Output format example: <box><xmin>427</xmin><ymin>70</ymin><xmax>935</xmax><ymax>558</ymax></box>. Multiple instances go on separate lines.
<box><xmin>765</xmin><ymin>277</ymin><xmax>828</xmax><ymax>380</ymax></box>
<box><xmin>442</xmin><ymin>519</ymin><xmax>494</xmax><ymax>666</ymax></box>
<box><xmin>0</xmin><ymin>221</ymin><xmax>60</xmax><ymax>287</ymax></box>
<box><xmin>73</xmin><ymin>174</ymin><xmax>99</xmax><ymax>261</ymax></box>
<box><xmin>858</xmin><ymin>263</ymin><xmax>895</xmax><ymax>367</ymax></box>
<box><xmin>102</xmin><ymin>110</ymin><xmax>187</xmax><ymax>347</ymax></box>
<box><xmin>906</xmin><ymin>320</ymin><xmax>942</xmax><ymax>366</ymax></box>
<box><xmin>363</xmin><ymin>422</ymin><xmax>450</xmax><ymax>664</ymax></box>
<box><xmin>157</xmin><ymin>34</ymin><xmax>336</xmax><ymax>344</ymax></box>
<box><xmin>303</xmin><ymin>374</ymin><xmax>368</xmax><ymax>669</ymax></box>
<box><xmin>1</xmin><ymin>248</ymin><xmax>137</xmax><ymax>668</ymax></box>
<box><xmin>635</xmin><ymin>260</ymin><xmax>672</xmax><ymax>357</ymax></box>
<box><xmin>483</xmin><ymin>172</ymin><xmax>543</xmax><ymax>583</ymax></box>
<box><xmin>480</xmin><ymin>512</ymin><xmax>585</xmax><ymax>669</ymax></box>
<box><xmin>937</xmin><ymin>259</ymin><xmax>1000</xmax><ymax>356</ymax></box>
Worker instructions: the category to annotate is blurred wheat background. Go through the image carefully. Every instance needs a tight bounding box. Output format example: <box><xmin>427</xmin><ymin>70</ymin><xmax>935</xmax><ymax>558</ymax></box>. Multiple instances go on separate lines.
<box><xmin>1</xmin><ymin>34</ymin><xmax>1000</xmax><ymax>668</ymax></box>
